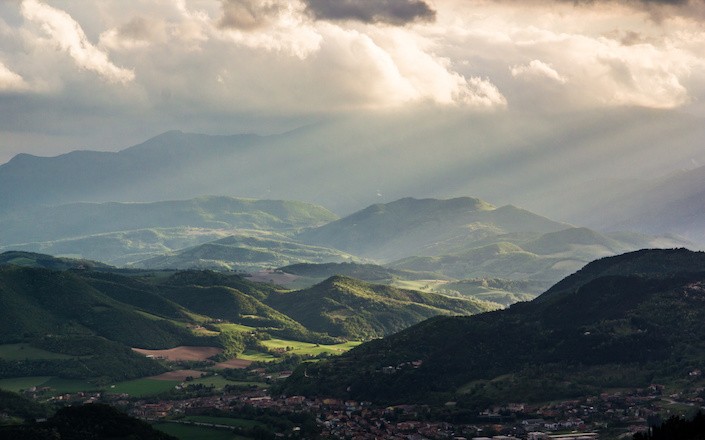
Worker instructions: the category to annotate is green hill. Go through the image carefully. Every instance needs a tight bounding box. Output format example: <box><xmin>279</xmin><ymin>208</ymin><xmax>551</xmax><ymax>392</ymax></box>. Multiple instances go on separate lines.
<box><xmin>281</xmin><ymin>248</ymin><xmax>705</xmax><ymax>405</ymax></box>
<box><xmin>0</xmin><ymin>266</ymin><xmax>195</xmax><ymax>349</ymax></box>
<box><xmin>279</xmin><ymin>262</ymin><xmax>448</xmax><ymax>287</ymax></box>
<box><xmin>134</xmin><ymin>232</ymin><xmax>358</xmax><ymax>271</ymax></box>
<box><xmin>265</xmin><ymin>276</ymin><xmax>497</xmax><ymax>339</ymax></box>
<box><xmin>0</xmin><ymin>250</ymin><xmax>112</xmax><ymax>271</ymax></box>
<box><xmin>297</xmin><ymin>197</ymin><xmax>568</xmax><ymax>261</ymax></box>
<box><xmin>0</xmin><ymin>251</ymin><xmax>490</xmax><ymax>382</ymax></box>
<box><xmin>0</xmin><ymin>227</ymin><xmax>235</xmax><ymax>266</ymax></box>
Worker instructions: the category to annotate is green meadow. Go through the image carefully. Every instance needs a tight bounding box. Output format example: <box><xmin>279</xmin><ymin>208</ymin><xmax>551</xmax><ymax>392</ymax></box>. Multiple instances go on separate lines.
<box><xmin>107</xmin><ymin>378</ymin><xmax>179</xmax><ymax>397</ymax></box>
<box><xmin>260</xmin><ymin>338</ymin><xmax>360</xmax><ymax>356</ymax></box>
<box><xmin>190</xmin><ymin>375</ymin><xmax>266</xmax><ymax>389</ymax></box>
<box><xmin>0</xmin><ymin>376</ymin><xmax>53</xmax><ymax>393</ymax></box>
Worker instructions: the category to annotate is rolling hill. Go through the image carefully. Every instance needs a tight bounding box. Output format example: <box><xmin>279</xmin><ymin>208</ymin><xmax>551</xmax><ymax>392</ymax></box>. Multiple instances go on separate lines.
<box><xmin>281</xmin><ymin>248</ymin><xmax>705</xmax><ymax>406</ymax></box>
<box><xmin>297</xmin><ymin>197</ymin><xmax>569</xmax><ymax>261</ymax></box>
<box><xmin>265</xmin><ymin>276</ymin><xmax>497</xmax><ymax>339</ymax></box>
<box><xmin>0</xmin><ymin>251</ymin><xmax>496</xmax><ymax>382</ymax></box>
<box><xmin>2</xmin><ymin>196</ymin><xmax>338</xmax><ymax>242</ymax></box>
<box><xmin>389</xmin><ymin>226</ymin><xmax>689</xmax><ymax>281</ymax></box>
<box><xmin>0</xmin><ymin>196</ymin><xmax>338</xmax><ymax>265</ymax></box>
<box><xmin>134</xmin><ymin>232</ymin><xmax>359</xmax><ymax>271</ymax></box>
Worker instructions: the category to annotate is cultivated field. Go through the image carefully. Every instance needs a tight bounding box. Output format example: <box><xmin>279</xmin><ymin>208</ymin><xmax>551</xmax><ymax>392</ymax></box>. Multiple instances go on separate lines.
<box><xmin>214</xmin><ymin>358</ymin><xmax>252</xmax><ymax>369</ymax></box>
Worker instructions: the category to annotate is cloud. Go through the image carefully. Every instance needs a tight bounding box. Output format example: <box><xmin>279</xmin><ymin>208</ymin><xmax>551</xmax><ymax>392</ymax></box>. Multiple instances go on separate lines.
<box><xmin>214</xmin><ymin>0</ymin><xmax>322</xmax><ymax>58</ymax></box>
<box><xmin>100</xmin><ymin>17</ymin><xmax>168</xmax><ymax>50</ymax></box>
<box><xmin>0</xmin><ymin>61</ymin><xmax>28</xmax><ymax>91</ymax></box>
<box><xmin>20</xmin><ymin>0</ymin><xmax>134</xmax><ymax>83</ymax></box>
<box><xmin>218</xmin><ymin>0</ymin><xmax>286</xmax><ymax>30</ymax></box>
<box><xmin>511</xmin><ymin>60</ymin><xmax>567</xmax><ymax>84</ymax></box>
<box><xmin>304</xmin><ymin>0</ymin><xmax>436</xmax><ymax>24</ymax></box>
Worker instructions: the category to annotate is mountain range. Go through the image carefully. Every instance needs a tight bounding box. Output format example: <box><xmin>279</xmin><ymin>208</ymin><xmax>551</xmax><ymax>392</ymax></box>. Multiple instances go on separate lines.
<box><xmin>1</xmin><ymin>193</ymin><xmax>691</xmax><ymax>310</ymax></box>
<box><xmin>2</xmin><ymin>117</ymin><xmax>705</xmax><ymax>246</ymax></box>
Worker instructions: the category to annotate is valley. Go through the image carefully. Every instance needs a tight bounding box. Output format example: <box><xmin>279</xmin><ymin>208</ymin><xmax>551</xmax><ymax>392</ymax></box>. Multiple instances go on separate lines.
<box><xmin>0</xmin><ymin>138</ymin><xmax>703</xmax><ymax>440</ymax></box>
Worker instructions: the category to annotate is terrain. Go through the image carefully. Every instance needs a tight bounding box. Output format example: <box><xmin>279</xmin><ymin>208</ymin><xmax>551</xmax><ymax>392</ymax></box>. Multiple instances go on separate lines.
<box><xmin>1</xmin><ymin>195</ymin><xmax>690</xmax><ymax>309</ymax></box>
<box><xmin>281</xmin><ymin>248</ymin><xmax>705</xmax><ymax>407</ymax></box>
<box><xmin>0</xmin><ymin>196</ymin><xmax>337</xmax><ymax>266</ymax></box>
<box><xmin>2</xmin><ymin>110</ymin><xmax>705</xmax><ymax>226</ymax></box>
<box><xmin>0</xmin><ymin>251</ymin><xmax>494</xmax><ymax>385</ymax></box>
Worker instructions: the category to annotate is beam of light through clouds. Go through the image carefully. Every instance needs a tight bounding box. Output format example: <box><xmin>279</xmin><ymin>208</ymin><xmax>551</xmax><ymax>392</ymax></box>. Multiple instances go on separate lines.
<box><xmin>0</xmin><ymin>0</ymin><xmax>703</xmax><ymax>166</ymax></box>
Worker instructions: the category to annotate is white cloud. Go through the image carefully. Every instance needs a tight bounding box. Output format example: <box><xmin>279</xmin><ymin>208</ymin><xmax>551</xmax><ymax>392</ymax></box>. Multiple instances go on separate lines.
<box><xmin>0</xmin><ymin>0</ymin><xmax>703</xmax><ymax>144</ymax></box>
<box><xmin>436</xmin><ymin>0</ymin><xmax>704</xmax><ymax>110</ymax></box>
<box><xmin>20</xmin><ymin>0</ymin><xmax>135</xmax><ymax>83</ymax></box>
<box><xmin>100</xmin><ymin>17</ymin><xmax>168</xmax><ymax>51</ymax></box>
<box><xmin>511</xmin><ymin>59</ymin><xmax>567</xmax><ymax>84</ymax></box>
<box><xmin>0</xmin><ymin>61</ymin><xmax>27</xmax><ymax>91</ymax></box>
<box><xmin>214</xmin><ymin>1</ymin><xmax>323</xmax><ymax>59</ymax></box>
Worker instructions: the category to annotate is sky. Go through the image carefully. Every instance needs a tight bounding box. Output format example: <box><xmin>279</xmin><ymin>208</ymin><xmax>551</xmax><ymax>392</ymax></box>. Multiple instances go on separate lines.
<box><xmin>0</xmin><ymin>0</ymin><xmax>704</xmax><ymax>165</ymax></box>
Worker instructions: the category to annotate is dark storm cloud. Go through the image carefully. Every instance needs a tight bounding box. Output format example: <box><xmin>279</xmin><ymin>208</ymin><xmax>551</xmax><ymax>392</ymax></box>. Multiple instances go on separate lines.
<box><xmin>304</xmin><ymin>0</ymin><xmax>436</xmax><ymax>25</ymax></box>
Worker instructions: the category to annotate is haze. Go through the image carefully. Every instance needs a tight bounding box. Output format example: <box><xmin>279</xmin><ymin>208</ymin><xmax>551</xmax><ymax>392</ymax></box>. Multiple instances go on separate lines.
<box><xmin>1</xmin><ymin>0</ymin><xmax>704</xmax><ymax>221</ymax></box>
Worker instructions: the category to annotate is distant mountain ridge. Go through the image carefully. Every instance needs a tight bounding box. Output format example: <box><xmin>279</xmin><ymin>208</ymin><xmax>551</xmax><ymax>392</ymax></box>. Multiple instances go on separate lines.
<box><xmin>0</xmin><ymin>131</ymin><xmax>263</xmax><ymax>209</ymax></box>
<box><xmin>3</xmin><ymin>110</ymin><xmax>705</xmax><ymax>243</ymax></box>
<box><xmin>297</xmin><ymin>197</ymin><xmax>569</xmax><ymax>261</ymax></box>
<box><xmin>0</xmin><ymin>196</ymin><xmax>338</xmax><ymax>266</ymax></box>
<box><xmin>0</xmin><ymin>196</ymin><xmax>337</xmax><ymax>244</ymax></box>
<box><xmin>573</xmin><ymin>164</ymin><xmax>705</xmax><ymax>245</ymax></box>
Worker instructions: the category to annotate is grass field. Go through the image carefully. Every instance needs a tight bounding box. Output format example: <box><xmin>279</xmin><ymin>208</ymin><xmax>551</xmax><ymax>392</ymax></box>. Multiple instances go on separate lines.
<box><xmin>216</xmin><ymin>323</ymin><xmax>360</xmax><ymax>362</ymax></box>
<box><xmin>219</xmin><ymin>323</ymin><xmax>258</xmax><ymax>333</ymax></box>
<box><xmin>152</xmin><ymin>422</ymin><xmax>249</xmax><ymax>440</ymax></box>
<box><xmin>0</xmin><ymin>376</ymin><xmax>52</xmax><ymax>392</ymax></box>
<box><xmin>191</xmin><ymin>375</ymin><xmax>266</xmax><ymax>389</ymax></box>
<box><xmin>391</xmin><ymin>279</ymin><xmax>449</xmax><ymax>292</ymax></box>
<box><xmin>235</xmin><ymin>349</ymin><xmax>278</xmax><ymax>362</ymax></box>
<box><xmin>107</xmin><ymin>378</ymin><xmax>179</xmax><ymax>397</ymax></box>
<box><xmin>0</xmin><ymin>343</ymin><xmax>74</xmax><ymax>360</ymax></box>
<box><xmin>260</xmin><ymin>338</ymin><xmax>361</xmax><ymax>356</ymax></box>
<box><xmin>0</xmin><ymin>376</ymin><xmax>96</xmax><ymax>394</ymax></box>
<box><xmin>42</xmin><ymin>377</ymin><xmax>98</xmax><ymax>393</ymax></box>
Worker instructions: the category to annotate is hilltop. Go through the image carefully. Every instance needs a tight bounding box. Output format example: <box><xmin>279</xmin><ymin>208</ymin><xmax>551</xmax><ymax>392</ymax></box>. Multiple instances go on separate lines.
<box><xmin>297</xmin><ymin>197</ymin><xmax>568</xmax><ymax>261</ymax></box>
<box><xmin>281</xmin><ymin>248</ymin><xmax>705</xmax><ymax>406</ymax></box>
<box><xmin>265</xmin><ymin>276</ymin><xmax>496</xmax><ymax>339</ymax></box>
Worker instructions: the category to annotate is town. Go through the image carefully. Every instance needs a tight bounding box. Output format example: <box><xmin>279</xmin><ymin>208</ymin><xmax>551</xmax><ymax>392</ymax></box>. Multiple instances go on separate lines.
<box><xmin>17</xmin><ymin>373</ymin><xmax>705</xmax><ymax>440</ymax></box>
